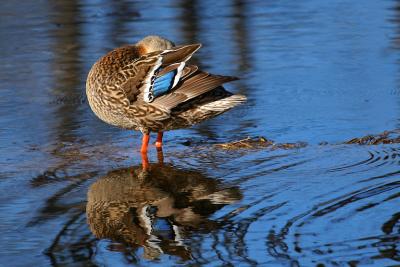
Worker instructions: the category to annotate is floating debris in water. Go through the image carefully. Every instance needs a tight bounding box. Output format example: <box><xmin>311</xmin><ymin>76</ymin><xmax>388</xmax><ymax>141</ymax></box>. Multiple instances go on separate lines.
<box><xmin>344</xmin><ymin>129</ymin><xmax>400</xmax><ymax>145</ymax></box>
<box><xmin>214</xmin><ymin>136</ymin><xmax>307</xmax><ymax>150</ymax></box>
<box><xmin>214</xmin><ymin>129</ymin><xmax>400</xmax><ymax>151</ymax></box>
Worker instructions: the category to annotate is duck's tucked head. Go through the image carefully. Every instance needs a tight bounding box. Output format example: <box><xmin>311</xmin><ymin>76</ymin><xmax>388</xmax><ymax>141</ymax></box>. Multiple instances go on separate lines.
<box><xmin>136</xmin><ymin>35</ymin><xmax>175</xmax><ymax>54</ymax></box>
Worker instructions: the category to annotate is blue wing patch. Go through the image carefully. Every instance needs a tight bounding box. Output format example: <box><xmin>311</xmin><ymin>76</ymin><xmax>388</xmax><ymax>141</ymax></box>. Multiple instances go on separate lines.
<box><xmin>144</xmin><ymin>63</ymin><xmax>184</xmax><ymax>102</ymax></box>
<box><xmin>152</xmin><ymin>70</ymin><xmax>177</xmax><ymax>98</ymax></box>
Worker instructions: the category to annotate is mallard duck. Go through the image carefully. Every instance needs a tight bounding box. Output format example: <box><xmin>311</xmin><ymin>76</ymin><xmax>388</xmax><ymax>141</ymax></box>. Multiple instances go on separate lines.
<box><xmin>86</xmin><ymin>35</ymin><xmax>246</xmax><ymax>153</ymax></box>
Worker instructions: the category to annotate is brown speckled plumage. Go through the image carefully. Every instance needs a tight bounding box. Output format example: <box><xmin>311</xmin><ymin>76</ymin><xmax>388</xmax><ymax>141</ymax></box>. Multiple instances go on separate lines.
<box><xmin>86</xmin><ymin>36</ymin><xmax>246</xmax><ymax>136</ymax></box>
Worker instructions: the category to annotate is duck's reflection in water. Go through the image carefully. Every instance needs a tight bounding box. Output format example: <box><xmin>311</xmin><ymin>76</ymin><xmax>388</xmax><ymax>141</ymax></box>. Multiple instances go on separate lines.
<box><xmin>86</xmin><ymin>159</ymin><xmax>242</xmax><ymax>261</ymax></box>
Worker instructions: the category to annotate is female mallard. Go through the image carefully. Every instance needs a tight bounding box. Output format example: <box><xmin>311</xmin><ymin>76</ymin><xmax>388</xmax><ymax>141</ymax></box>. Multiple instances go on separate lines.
<box><xmin>86</xmin><ymin>35</ymin><xmax>246</xmax><ymax>153</ymax></box>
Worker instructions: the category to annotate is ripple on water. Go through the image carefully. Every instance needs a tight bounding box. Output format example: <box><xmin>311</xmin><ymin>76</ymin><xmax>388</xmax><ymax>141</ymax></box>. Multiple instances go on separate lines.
<box><xmin>181</xmin><ymin>144</ymin><xmax>400</xmax><ymax>266</ymax></box>
<box><xmin>12</xmin><ymin>141</ymin><xmax>400</xmax><ymax>266</ymax></box>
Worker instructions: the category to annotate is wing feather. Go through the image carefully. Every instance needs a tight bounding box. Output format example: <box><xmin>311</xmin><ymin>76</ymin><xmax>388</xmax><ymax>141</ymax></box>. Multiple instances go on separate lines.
<box><xmin>152</xmin><ymin>71</ymin><xmax>238</xmax><ymax>110</ymax></box>
<box><xmin>120</xmin><ymin>44</ymin><xmax>201</xmax><ymax>104</ymax></box>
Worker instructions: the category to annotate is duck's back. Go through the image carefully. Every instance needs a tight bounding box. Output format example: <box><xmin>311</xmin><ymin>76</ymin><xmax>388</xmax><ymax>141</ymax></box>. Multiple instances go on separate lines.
<box><xmin>87</xmin><ymin>45</ymin><xmax>141</xmax><ymax>90</ymax></box>
<box><xmin>86</xmin><ymin>45</ymin><xmax>143</xmax><ymax>129</ymax></box>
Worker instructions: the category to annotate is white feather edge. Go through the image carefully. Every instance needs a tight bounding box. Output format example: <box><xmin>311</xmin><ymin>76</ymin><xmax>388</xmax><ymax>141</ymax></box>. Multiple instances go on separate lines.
<box><xmin>140</xmin><ymin>205</ymin><xmax>153</xmax><ymax>235</ymax></box>
<box><xmin>172</xmin><ymin>62</ymin><xmax>185</xmax><ymax>88</ymax></box>
<box><xmin>144</xmin><ymin>47</ymin><xmax>195</xmax><ymax>102</ymax></box>
<box><xmin>143</xmin><ymin>57</ymin><xmax>163</xmax><ymax>103</ymax></box>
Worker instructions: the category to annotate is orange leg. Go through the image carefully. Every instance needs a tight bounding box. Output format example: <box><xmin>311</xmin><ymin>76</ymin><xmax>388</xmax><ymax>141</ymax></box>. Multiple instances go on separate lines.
<box><xmin>140</xmin><ymin>133</ymin><xmax>150</xmax><ymax>154</ymax></box>
<box><xmin>140</xmin><ymin>133</ymin><xmax>150</xmax><ymax>170</ymax></box>
<box><xmin>155</xmin><ymin>132</ymin><xmax>163</xmax><ymax>150</ymax></box>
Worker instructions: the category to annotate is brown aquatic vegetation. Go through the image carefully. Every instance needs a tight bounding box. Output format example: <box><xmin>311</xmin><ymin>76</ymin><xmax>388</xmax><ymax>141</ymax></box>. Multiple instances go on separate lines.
<box><xmin>214</xmin><ymin>136</ymin><xmax>307</xmax><ymax>150</ymax></box>
<box><xmin>344</xmin><ymin>129</ymin><xmax>400</xmax><ymax>145</ymax></box>
<box><xmin>214</xmin><ymin>129</ymin><xmax>400</xmax><ymax>150</ymax></box>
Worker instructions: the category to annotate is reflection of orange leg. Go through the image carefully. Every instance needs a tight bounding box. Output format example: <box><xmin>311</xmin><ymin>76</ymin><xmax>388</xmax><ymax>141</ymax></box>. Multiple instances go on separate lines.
<box><xmin>141</xmin><ymin>151</ymin><xmax>149</xmax><ymax>170</ymax></box>
<box><xmin>140</xmin><ymin>133</ymin><xmax>150</xmax><ymax>170</ymax></box>
<box><xmin>155</xmin><ymin>132</ymin><xmax>163</xmax><ymax>151</ymax></box>
<box><xmin>157</xmin><ymin>148</ymin><xmax>164</xmax><ymax>166</ymax></box>
<box><xmin>140</xmin><ymin>134</ymin><xmax>150</xmax><ymax>154</ymax></box>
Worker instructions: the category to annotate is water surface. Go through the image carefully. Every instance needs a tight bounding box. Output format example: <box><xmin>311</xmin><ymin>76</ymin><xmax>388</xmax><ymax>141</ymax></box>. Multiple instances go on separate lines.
<box><xmin>0</xmin><ymin>0</ymin><xmax>399</xmax><ymax>266</ymax></box>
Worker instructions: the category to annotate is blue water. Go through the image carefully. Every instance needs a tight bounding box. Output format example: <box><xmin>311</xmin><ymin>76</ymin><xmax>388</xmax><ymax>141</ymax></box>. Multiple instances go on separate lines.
<box><xmin>0</xmin><ymin>0</ymin><xmax>399</xmax><ymax>266</ymax></box>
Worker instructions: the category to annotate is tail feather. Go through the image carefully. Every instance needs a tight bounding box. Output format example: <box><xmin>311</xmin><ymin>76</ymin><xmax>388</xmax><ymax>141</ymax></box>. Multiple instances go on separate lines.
<box><xmin>177</xmin><ymin>93</ymin><xmax>247</xmax><ymax>125</ymax></box>
<box><xmin>198</xmin><ymin>94</ymin><xmax>247</xmax><ymax>112</ymax></box>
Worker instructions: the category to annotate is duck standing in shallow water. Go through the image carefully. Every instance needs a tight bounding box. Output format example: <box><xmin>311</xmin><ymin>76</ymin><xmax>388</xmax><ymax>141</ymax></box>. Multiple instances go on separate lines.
<box><xmin>86</xmin><ymin>35</ymin><xmax>246</xmax><ymax>153</ymax></box>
